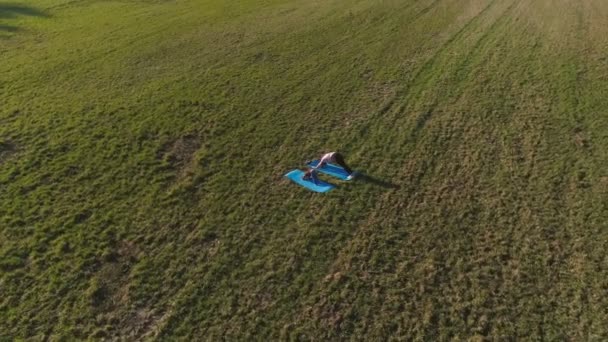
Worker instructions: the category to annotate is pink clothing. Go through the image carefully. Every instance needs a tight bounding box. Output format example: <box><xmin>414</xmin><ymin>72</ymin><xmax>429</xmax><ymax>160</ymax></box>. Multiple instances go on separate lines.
<box><xmin>319</xmin><ymin>152</ymin><xmax>336</xmax><ymax>165</ymax></box>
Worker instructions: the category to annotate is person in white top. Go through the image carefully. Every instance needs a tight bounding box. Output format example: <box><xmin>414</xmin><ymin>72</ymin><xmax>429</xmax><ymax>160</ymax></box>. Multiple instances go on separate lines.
<box><xmin>315</xmin><ymin>151</ymin><xmax>354</xmax><ymax>180</ymax></box>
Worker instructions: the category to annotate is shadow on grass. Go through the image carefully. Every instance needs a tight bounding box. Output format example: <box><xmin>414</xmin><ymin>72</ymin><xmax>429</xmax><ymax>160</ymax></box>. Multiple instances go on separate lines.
<box><xmin>357</xmin><ymin>172</ymin><xmax>399</xmax><ymax>189</ymax></box>
<box><xmin>0</xmin><ymin>3</ymin><xmax>48</xmax><ymax>35</ymax></box>
<box><xmin>0</xmin><ymin>24</ymin><xmax>18</xmax><ymax>32</ymax></box>
<box><xmin>0</xmin><ymin>3</ymin><xmax>48</xmax><ymax>19</ymax></box>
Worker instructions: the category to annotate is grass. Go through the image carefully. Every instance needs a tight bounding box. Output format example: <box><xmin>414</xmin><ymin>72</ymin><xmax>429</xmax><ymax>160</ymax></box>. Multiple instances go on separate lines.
<box><xmin>1</xmin><ymin>0</ymin><xmax>608</xmax><ymax>339</ymax></box>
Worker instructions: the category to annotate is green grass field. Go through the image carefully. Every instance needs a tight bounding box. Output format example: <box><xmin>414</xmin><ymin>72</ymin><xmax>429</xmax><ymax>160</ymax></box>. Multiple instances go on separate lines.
<box><xmin>2</xmin><ymin>0</ymin><xmax>608</xmax><ymax>339</ymax></box>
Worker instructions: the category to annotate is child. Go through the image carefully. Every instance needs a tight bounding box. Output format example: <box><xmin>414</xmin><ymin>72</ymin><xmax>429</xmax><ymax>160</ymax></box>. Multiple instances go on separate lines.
<box><xmin>315</xmin><ymin>151</ymin><xmax>354</xmax><ymax>180</ymax></box>
<box><xmin>302</xmin><ymin>168</ymin><xmax>319</xmax><ymax>184</ymax></box>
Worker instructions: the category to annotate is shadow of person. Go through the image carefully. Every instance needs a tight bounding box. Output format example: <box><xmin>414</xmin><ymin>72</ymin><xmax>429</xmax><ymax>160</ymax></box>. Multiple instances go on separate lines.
<box><xmin>356</xmin><ymin>172</ymin><xmax>399</xmax><ymax>189</ymax></box>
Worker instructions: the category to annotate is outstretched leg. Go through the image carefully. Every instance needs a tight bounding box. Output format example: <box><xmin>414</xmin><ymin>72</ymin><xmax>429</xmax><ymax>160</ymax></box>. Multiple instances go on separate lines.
<box><xmin>333</xmin><ymin>153</ymin><xmax>353</xmax><ymax>175</ymax></box>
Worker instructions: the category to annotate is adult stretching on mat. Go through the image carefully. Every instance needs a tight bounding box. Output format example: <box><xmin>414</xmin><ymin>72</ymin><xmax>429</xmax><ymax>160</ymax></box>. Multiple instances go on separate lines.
<box><xmin>315</xmin><ymin>151</ymin><xmax>355</xmax><ymax>180</ymax></box>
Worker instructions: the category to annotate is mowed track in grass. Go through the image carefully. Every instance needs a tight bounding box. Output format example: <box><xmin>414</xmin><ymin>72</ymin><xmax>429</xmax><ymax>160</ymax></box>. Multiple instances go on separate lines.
<box><xmin>1</xmin><ymin>0</ymin><xmax>607</xmax><ymax>339</ymax></box>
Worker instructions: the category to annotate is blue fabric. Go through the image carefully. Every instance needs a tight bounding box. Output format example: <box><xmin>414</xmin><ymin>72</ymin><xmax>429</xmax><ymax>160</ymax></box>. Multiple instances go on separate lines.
<box><xmin>307</xmin><ymin>160</ymin><xmax>351</xmax><ymax>180</ymax></box>
<box><xmin>284</xmin><ymin>169</ymin><xmax>335</xmax><ymax>193</ymax></box>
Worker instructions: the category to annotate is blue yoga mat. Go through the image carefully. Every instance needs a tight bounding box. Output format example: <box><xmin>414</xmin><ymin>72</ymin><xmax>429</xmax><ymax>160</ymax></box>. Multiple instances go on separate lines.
<box><xmin>307</xmin><ymin>160</ymin><xmax>351</xmax><ymax>180</ymax></box>
<box><xmin>284</xmin><ymin>169</ymin><xmax>335</xmax><ymax>193</ymax></box>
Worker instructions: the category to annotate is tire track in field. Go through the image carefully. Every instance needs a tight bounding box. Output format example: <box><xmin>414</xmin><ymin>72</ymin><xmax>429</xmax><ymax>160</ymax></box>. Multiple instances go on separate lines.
<box><xmin>319</xmin><ymin>0</ymin><xmax>516</xmax><ymax>281</ymax></box>
<box><xmin>254</xmin><ymin>0</ymin><xmax>452</xmax><ymax>152</ymax></box>
<box><xmin>409</xmin><ymin>0</ymin><xmax>444</xmax><ymax>23</ymax></box>
<box><xmin>401</xmin><ymin>0</ymin><xmax>500</xmax><ymax>93</ymax></box>
<box><xmin>289</xmin><ymin>1</ymin><xmax>523</xmax><ymax>331</ymax></box>
<box><xmin>551</xmin><ymin>5</ymin><xmax>608</xmax><ymax>323</ymax></box>
<box><xmin>363</xmin><ymin>0</ymin><xmax>519</xmax><ymax>156</ymax></box>
<box><xmin>380</xmin><ymin>0</ymin><xmax>521</xmax><ymax>218</ymax></box>
<box><xmin>348</xmin><ymin>0</ymin><xmax>509</xmax><ymax>173</ymax></box>
<box><xmin>447</xmin><ymin>0</ymin><xmax>520</xmax><ymax>91</ymax></box>
<box><xmin>403</xmin><ymin>0</ymin><xmax>521</xmax><ymax>143</ymax></box>
<box><xmin>248</xmin><ymin>0</ymin><xmax>451</xmax><ymax>150</ymax></box>
<box><xmin>311</xmin><ymin>2</ymin><xmax>527</xmax><ymax>334</ymax></box>
<box><xmin>348</xmin><ymin>0</ymin><xmax>500</xmax><ymax>146</ymax></box>
<box><xmin>317</xmin><ymin>0</ymin><xmax>433</xmax><ymax>49</ymax></box>
<box><xmin>350</xmin><ymin>0</ymin><xmax>511</xmax><ymax>170</ymax></box>
<box><xmin>285</xmin><ymin>0</ymin><xmax>443</xmax><ymax>63</ymax></box>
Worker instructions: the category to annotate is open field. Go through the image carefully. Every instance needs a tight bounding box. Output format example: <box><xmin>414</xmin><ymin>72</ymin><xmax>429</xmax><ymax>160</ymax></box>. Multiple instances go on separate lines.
<box><xmin>2</xmin><ymin>0</ymin><xmax>608</xmax><ymax>339</ymax></box>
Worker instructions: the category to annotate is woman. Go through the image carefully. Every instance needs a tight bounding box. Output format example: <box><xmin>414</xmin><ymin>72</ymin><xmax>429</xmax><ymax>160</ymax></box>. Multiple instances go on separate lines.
<box><xmin>315</xmin><ymin>151</ymin><xmax>354</xmax><ymax>180</ymax></box>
